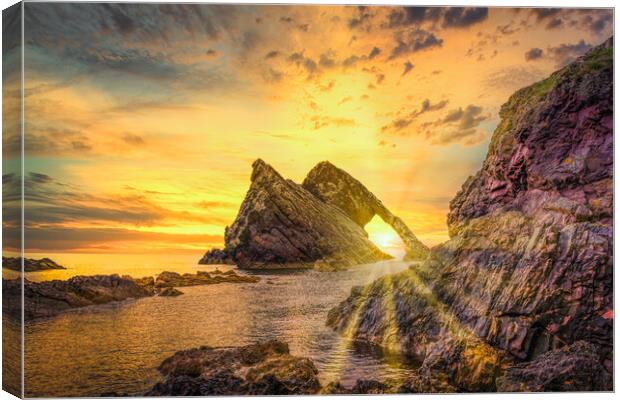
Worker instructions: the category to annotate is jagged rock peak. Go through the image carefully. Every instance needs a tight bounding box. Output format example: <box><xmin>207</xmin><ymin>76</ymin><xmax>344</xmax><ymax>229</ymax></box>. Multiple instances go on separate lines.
<box><xmin>251</xmin><ymin>158</ymin><xmax>284</xmax><ymax>183</ymax></box>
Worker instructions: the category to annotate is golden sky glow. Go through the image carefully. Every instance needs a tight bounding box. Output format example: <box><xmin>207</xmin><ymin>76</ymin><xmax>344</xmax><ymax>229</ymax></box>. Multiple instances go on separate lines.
<box><xmin>4</xmin><ymin>4</ymin><xmax>612</xmax><ymax>255</ymax></box>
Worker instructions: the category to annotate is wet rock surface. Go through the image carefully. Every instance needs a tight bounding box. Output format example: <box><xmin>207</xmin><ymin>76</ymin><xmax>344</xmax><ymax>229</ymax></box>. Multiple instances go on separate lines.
<box><xmin>3</xmin><ymin>274</ymin><xmax>154</xmax><ymax>320</ymax></box>
<box><xmin>200</xmin><ymin>159</ymin><xmax>393</xmax><ymax>270</ymax></box>
<box><xmin>146</xmin><ymin>340</ymin><xmax>321</xmax><ymax>396</ymax></box>
<box><xmin>3</xmin><ymin>256</ymin><xmax>66</xmax><ymax>272</ymax></box>
<box><xmin>327</xmin><ymin>38</ymin><xmax>613</xmax><ymax>392</ymax></box>
<box><xmin>154</xmin><ymin>269</ymin><xmax>259</xmax><ymax>288</ymax></box>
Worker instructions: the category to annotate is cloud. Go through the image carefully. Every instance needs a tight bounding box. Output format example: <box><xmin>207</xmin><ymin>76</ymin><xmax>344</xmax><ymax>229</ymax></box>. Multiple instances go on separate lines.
<box><xmin>430</xmin><ymin>128</ymin><xmax>485</xmax><ymax>146</ymax></box>
<box><xmin>265</xmin><ymin>50</ymin><xmax>280</xmax><ymax>59</ymax></box>
<box><xmin>347</xmin><ymin>6</ymin><xmax>373</xmax><ymax>29</ymax></box>
<box><xmin>425</xmin><ymin>104</ymin><xmax>488</xmax><ymax>145</ymax></box>
<box><xmin>122</xmin><ymin>133</ymin><xmax>146</xmax><ymax>145</ymax></box>
<box><xmin>385</xmin><ymin>7</ymin><xmax>487</xmax><ymax>29</ymax></box>
<box><xmin>389</xmin><ymin>29</ymin><xmax>443</xmax><ymax>59</ymax></box>
<box><xmin>263</xmin><ymin>68</ymin><xmax>283</xmax><ymax>83</ymax></box>
<box><xmin>381</xmin><ymin>101</ymin><xmax>485</xmax><ymax>145</ymax></box>
<box><xmin>546</xmin><ymin>17</ymin><xmax>563</xmax><ymax>30</ymax></box>
<box><xmin>381</xmin><ymin>98</ymin><xmax>448</xmax><ymax>133</ymax></box>
<box><xmin>547</xmin><ymin>40</ymin><xmax>592</xmax><ymax>66</ymax></box>
<box><xmin>402</xmin><ymin>61</ymin><xmax>414</xmax><ymax>76</ymax></box>
<box><xmin>580</xmin><ymin>11</ymin><xmax>613</xmax><ymax>35</ymax></box>
<box><xmin>386</xmin><ymin>7</ymin><xmax>441</xmax><ymax>28</ymax></box>
<box><xmin>310</xmin><ymin>115</ymin><xmax>356</xmax><ymax>130</ymax></box>
<box><xmin>338</xmin><ymin>96</ymin><xmax>353</xmax><ymax>105</ymax></box>
<box><xmin>418</xmin><ymin>99</ymin><xmax>449</xmax><ymax>115</ymax></box>
<box><xmin>483</xmin><ymin>66</ymin><xmax>545</xmax><ymax>92</ymax></box>
<box><xmin>19</xmin><ymin>226</ymin><xmax>223</xmax><ymax>252</ymax></box>
<box><xmin>23</xmin><ymin>3</ymin><xmax>243</xmax><ymax>97</ymax></box>
<box><xmin>28</xmin><ymin>172</ymin><xmax>54</xmax><ymax>184</ymax></box>
<box><xmin>496</xmin><ymin>22</ymin><xmax>519</xmax><ymax>35</ymax></box>
<box><xmin>368</xmin><ymin>46</ymin><xmax>381</xmax><ymax>60</ymax></box>
<box><xmin>442</xmin><ymin>7</ymin><xmax>489</xmax><ymax>28</ymax></box>
<box><xmin>288</xmin><ymin>52</ymin><xmax>319</xmax><ymax>77</ymax></box>
<box><xmin>445</xmin><ymin>105</ymin><xmax>485</xmax><ymax>129</ymax></box>
<box><xmin>524</xmin><ymin>47</ymin><xmax>543</xmax><ymax>61</ymax></box>
<box><xmin>342</xmin><ymin>54</ymin><xmax>361</xmax><ymax>68</ymax></box>
<box><xmin>531</xmin><ymin>8</ymin><xmax>562</xmax><ymax>21</ymax></box>
<box><xmin>319</xmin><ymin>52</ymin><xmax>337</xmax><ymax>68</ymax></box>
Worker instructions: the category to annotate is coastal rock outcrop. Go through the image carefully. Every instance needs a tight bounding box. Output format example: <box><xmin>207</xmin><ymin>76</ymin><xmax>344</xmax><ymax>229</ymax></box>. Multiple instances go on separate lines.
<box><xmin>200</xmin><ymin>159</ymin><xmax>392</xmax><ymax>269</ymax></box>
<box><xmin>3</xmin><ymin>274</ymin><xmax>154</xmax><ymax>320</ymax></box>
<box><xmin>3</xmin><ymin>268</ymin><xmax>261</xmax><ymax>320</ymax></box>
<box><xmin>154</xmin><ymin>269</ymin><xmax>259</xmax><ymax>287</ymax></box>
<box><xmin>2</xmin><ymin>256</ymin><xmax>66</xmax><ymax>272</ymax></box>
<box><xmin>327</xmin><ymin>38</ymin><xmax>613</xmax><ymax>391</ymax></box>
<box><xmin>146</xmin><ymin>340</ymin><xmax>321</xmax><ymax>396</ymax></box>
<box><xmin>302</xmin><ymin>161</ymin><xmax>429</xmax><ymax>260</ymax></box>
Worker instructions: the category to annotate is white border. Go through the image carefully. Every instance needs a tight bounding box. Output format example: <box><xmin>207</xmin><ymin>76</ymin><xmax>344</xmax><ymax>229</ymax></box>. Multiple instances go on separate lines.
<box><xmin>0</xmin><ymin>1</ymin><xmax>616</xmax><ymax>399</ymax></box>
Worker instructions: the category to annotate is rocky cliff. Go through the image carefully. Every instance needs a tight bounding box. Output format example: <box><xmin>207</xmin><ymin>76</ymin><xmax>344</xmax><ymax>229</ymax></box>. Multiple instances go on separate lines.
<box><xmin>201</xmin><ymin>159</ymin><xmax>392</xmax><ymax>269</ymax></box>
<box><xmin>327</xmin><ymin>38</ymin><xmax>613</xmax><ymax>391</ymax></box>
<box><xmin>303</xmin><ymin>161</ymin><xmax>429</xmax><ymax>260</ymax></box>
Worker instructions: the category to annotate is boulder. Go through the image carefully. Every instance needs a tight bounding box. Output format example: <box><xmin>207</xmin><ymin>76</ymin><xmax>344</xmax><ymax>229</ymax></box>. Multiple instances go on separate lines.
<box><xmin>146</xmin><ymin>340</ymin><xmax>321</xmax><ymax>395</ymax></box>
<box><xmin>327</xmin><ymin>38</ymin><xmax>613</xmax><ymax>391</ymax></box>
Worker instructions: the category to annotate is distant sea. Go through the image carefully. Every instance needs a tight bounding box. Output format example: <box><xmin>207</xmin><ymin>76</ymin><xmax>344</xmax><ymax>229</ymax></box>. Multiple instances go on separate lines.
<box><xmin>2</xmin><ymin>251</ymin><xmax>208</xmax><ymax>282</ymax></box>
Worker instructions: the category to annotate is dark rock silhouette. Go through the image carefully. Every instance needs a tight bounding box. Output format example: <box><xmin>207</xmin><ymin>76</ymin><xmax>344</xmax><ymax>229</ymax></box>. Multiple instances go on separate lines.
<box><xmin>327</xmin><ymin>38</ymin><xmax>613</xmax><ymax>392</ymax></box>
<box><xmin>302</xmin><ymin>161</ymin><xmax>429</xmax><ymax>260</ymax></box>
<box><xmin>146</xmin><ymin>340</ymin><xmax>321</xmax><ymax>396</ymax></box>
<box><xmin>2</xmin><ymin>256</ymin><xmax>65</xmax><ymax>272</ymax></box>
<box><xmin>200</xmin><ymin>159</ymin><xmax>394</xmax><ymax>269</ymax></box>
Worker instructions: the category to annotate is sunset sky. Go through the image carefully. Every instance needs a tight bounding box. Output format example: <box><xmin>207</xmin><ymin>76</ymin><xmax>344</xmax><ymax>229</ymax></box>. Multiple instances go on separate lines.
<box><xmin>4</xmin><ymin>4</ymin><xmax>613</xmax><ymax>255</ymax></box>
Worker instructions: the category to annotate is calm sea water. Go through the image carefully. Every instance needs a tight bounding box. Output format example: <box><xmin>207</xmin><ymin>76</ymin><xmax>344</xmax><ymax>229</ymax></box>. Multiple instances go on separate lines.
<box><xmin>7</xmin><ymin>254</ymin><xmax>418</xmax><ymax>397</ymax></box>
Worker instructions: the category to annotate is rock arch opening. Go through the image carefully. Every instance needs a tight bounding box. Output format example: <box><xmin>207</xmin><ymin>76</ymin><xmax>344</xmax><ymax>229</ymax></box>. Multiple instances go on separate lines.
<box><xmin>364</xmin><ymin>215</ymin><xmax>407</xmax><ymax>259</ymax></box>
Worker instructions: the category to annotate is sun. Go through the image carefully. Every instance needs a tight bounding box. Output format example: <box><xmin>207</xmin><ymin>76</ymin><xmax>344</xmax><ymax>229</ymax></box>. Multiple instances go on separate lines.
<box><xmin>364</xmin><ymin>215</ymin><xmax>406</xmax><ymax>257</ymax></box>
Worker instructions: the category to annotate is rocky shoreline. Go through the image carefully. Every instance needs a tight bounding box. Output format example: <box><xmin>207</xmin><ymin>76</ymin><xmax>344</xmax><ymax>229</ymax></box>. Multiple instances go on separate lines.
<box><xmin>146</xmin><ymin>338</ymin><xmax>612</xmax><ymax>396</ymax></box>
<box><xmin>3</xmin><ymin>268</ymin><xmax>260</xmax><ymax>320</ymax></box>
<box><xmin>324</xmin><ymin>38</ymin><xmax>613</xmax><ymax>392</ymax></box>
